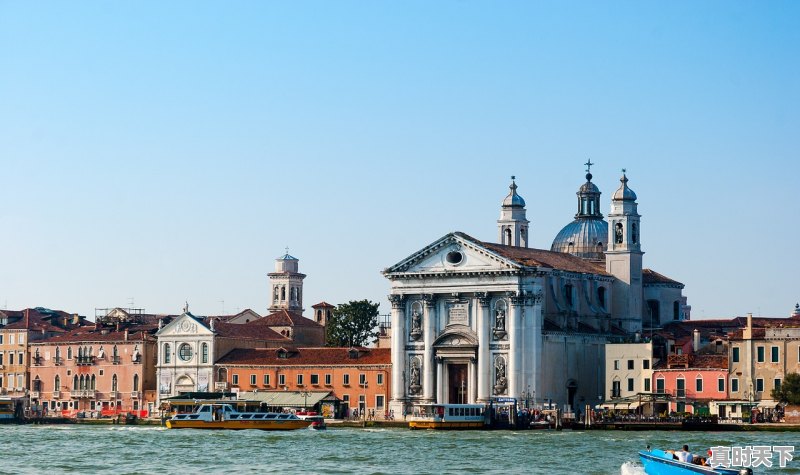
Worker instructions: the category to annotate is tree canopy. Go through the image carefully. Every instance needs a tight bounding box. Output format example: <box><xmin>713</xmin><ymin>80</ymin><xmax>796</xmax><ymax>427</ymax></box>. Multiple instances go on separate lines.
<box><xmin>325</xmin><ymin>299</ymin><xmax>380</xmax><ymax>347</ymax></box>
<box><xmin>771</xmin><ymin>372</ymin><xmax>800</xmax><ymax>405</ymax></box>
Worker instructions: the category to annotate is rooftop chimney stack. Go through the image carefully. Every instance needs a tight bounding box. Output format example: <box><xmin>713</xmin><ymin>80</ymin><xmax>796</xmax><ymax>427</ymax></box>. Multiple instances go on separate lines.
<box><xmin>692</xmin><ymin>329</ymin><xmax>700</xmax><ymax>353</ymax></box>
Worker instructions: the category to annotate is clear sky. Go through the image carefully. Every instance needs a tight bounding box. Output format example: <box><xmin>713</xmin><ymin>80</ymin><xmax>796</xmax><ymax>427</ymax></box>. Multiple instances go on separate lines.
<box><xmin>1</xmin><ymin>1</ymin><xmax>798</xmax><ymax>321</ymax></box>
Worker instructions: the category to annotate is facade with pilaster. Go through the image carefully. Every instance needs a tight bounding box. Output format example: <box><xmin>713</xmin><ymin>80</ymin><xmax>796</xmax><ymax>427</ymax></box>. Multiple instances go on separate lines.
<box><xmin>384</xmin><ymin>167</ymin><xmax>689</xmax><ymax>415</ymax></box>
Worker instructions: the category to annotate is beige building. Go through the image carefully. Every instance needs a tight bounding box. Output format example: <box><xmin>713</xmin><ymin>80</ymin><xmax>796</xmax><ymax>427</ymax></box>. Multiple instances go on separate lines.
<box><xmin>604</xmin><ymin>342</ymin><xmax>655</xmax><ymax>411</ymax></box>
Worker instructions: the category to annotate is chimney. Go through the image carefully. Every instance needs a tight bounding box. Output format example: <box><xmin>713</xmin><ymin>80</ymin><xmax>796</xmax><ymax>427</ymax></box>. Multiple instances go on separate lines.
<box><xmin>692</xmin><ymin>329</ymin><xmax>701</xmax><ymax>353</ymax></box>
<box><xmin>72</xmin><ymin>314</ymin><xmax>80</xmax><ymax>325</ymax></box>
<box><xmin>25</xmin><ymin>309</ymin><xmax>30</xmax><ymax>329</ymax></box>
<box><xmin>743</xmin><ymin>313</ymin><xmax>753</xmax><ymax>340</ymax></box>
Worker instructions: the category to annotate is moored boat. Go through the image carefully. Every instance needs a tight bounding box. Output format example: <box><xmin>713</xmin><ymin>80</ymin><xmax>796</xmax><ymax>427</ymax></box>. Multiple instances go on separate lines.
<box><xmin>408</xmin><ymin>404</ymin><xmax>487</xmax><ymax>430</ymax></box>
<box><xmin>296</xmin><ymin>412</ymin><xmax>326</xmax><ymax>430</ymax></box>
<box><xmin>639</xmin><ymin>448</ymin><xmax>753</xmax><ymax>475</ymax></box>
<box><xmin>166</xmin><ymin>403</ymin><xmax>311</xmax><ymax>430</ymax></box>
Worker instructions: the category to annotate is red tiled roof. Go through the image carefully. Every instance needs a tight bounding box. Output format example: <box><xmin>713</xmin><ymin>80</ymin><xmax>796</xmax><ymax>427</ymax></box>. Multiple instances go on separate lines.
<box><xmin>642</xmin><ymin>269</ymin><xmax>683</xmax><ymax>286</ymax></box>
<box><xmin>35</xmin><ymin>324</ymin><xmax>158</xmax><ymax>344</ymax></box>
<box><xmin>217</xmin><ymin>347</ymin><xmax>391</xmax><ymax>366</ymax></box>
<box><xmin>476</xmin><ymin>239</ymin><xmax>609</xmax><ymax>275</ymax></box>
<box><xmin>261</xmin><ymin>309</ymin><xmax>323</xmax><ymax>328</ymax></box>
<box><xmin>3</xmin><ymin>308</ymin><xmax>86</xmax><ymax>332</ymax></box>
<box><xmin>213</xmin><ymin>320</ymin><xmax>291</xmax><ymax>342</ymax></box>
<box><xmin>312</xmin><ymin>302</ymin><xmax>335</xmax><ymax>308</ymax></box>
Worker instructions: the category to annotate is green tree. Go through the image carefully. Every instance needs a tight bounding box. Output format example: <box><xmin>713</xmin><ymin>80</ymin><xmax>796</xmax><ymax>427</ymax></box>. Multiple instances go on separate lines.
<box><xmin>325</xmin><ymin>299</ymin><xmax>380</xmax><ymax>347</ymax></box>
<box><xmin>771</xmin><ymin>372</ymin><xmax>800</xmax><ymax>405</ymax></box>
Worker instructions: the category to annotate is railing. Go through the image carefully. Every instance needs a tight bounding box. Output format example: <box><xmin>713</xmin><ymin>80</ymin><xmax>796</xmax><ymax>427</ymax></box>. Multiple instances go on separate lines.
<box><xmin>52</xmin><ymin>391</ymin><xmax>61</xmax><ymax>398</ymax></box>
<box><xmin>130</xmin><ymin>391</ymin><xmax>140</xmax><ymax>399</ymax></box>
<box><xmin>676</xmin><ymin>389</ymin><xmax>686</xmax><ymax>398</ymax></box>
<box><xmin>111</xmin><ymin>356</ymin><xmax>121</xmax><ymax>365</ymax></box>
<box><xmin>75</xmin><ymin>356</ymin><xmax>95</xmax><ymax>366</ymax></box>
<box><xmin>53</xmin><ymin>357</ymin><xmax>64</xmax><ymax>366</ymax></box>
<box><xmin>71</xmin><ymin>389</ymin><xmax>96</xmax><ymax>399</ymax></box>
<box><xmin>108</xmin><ymin>391</ymin><xmax>118</xmax><ymax>399</ymax></box>
<box><xmin>32</xmin><ymin>356</ymin><xmax>43</xmax><ymax>366</ymax></box>
<box><xmin>610</xmin><ymin>390</ymin><xmax>621</xmax><ymax>398</ymax></box>
<box><xmin>30</xmin><ymin>391</ymin><xmax>40</xmax><ymax>399</ymax></box>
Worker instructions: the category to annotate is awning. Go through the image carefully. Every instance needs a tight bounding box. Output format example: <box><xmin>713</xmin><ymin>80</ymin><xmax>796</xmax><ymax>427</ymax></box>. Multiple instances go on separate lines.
<box><xmin>599</xmin><ymin>401</ymin><xmax>645</xmax><ymax>410</ymax></box>
<box><xmin>238</xmin><ymin>391</ymin><xmax>333</xmax><ymax>407</ymax></box>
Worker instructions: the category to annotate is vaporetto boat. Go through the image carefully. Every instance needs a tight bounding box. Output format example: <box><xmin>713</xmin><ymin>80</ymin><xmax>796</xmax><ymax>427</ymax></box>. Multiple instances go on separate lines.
<box><xmin>638</xmin><ymin>448</ymin><xmax>753</xmax><ymax>475</ymax></box>
<box><xmin>408</xmin><ymin>404</ymin><xmax>487</xmax><ymax>430</ymax></box>
<box><xmin>166</xmin><ymin>403</ymin><xmax>312</xmax><ymax>430</ymax></box>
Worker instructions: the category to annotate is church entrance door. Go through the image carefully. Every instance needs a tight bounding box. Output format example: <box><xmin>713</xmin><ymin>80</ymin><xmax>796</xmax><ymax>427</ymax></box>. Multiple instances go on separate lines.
<box><xmin>448</xmin><ymin>364</ymin><xmax>468</xmax><ymax>404</ymax></box>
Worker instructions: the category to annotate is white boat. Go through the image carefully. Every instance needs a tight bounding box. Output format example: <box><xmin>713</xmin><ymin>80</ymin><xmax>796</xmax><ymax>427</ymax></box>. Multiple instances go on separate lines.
<box><xmin>408</xmin><ymin>404</ymin><xmax>487</xmax><ymax>430</ymax></box>
<box><xmin>167</xmin><ymin>403</ymin><xmax>311</xmax><ymax>430</ymax></box>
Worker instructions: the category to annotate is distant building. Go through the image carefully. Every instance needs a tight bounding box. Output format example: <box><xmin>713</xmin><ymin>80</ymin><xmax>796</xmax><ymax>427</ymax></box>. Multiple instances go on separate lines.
<box><xmin>384</xmin><ymin>168</ymin><xmax>688</xmax><ymax>415</ymax></box>
<box><xmin>217</xmin><ymin>347</ymin><xmax>391</xmax><ymax>418</ymax></box>
<box><xmin>604</xmin><ymin>342</ymin><xmax>655</xmax><ymax>413</ymax></box>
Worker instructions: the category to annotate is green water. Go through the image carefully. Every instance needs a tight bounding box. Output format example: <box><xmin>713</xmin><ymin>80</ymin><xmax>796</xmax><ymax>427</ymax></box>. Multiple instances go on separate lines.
<box><xmin>1</xmin><ymin>425</ymin><xmax>798</xmax><ymax>474</ymax></box>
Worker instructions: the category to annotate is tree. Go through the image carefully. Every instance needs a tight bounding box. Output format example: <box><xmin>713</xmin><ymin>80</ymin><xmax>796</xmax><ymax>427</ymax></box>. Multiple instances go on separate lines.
<box><xmin>771</xmin><ymin>372</ymin><xmax>800</xmax><ymax>405</ymax></box>
<box><xmin>325</xmin><ymin>300</ymin><xmax>380</xmax><ymax>347</ymax></box>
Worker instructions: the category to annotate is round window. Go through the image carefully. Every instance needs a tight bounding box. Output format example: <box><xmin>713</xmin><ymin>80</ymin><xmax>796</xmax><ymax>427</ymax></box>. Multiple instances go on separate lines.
<box><xmin>178</xmin><ymin>343</ymin><xmax>193</xmax><ymax>361</ymax></box>
<box><xmin>445</xmin><ymin>251</ymin><xmax>464</xmax><ymax>265</ymax></box>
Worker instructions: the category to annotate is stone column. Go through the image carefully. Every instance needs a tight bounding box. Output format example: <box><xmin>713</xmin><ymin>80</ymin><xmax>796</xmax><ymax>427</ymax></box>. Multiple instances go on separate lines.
<box><xmin>436</xmin><ymin>357</ymin><xmax>444</xmax><ymax>403</ymax></box>
<box><xmin>508</xmin><ymin>294</ymin><xmax>524</xmax><ymax>399</ymax></box>
<box><xmin>389</xmin><ymin>295</ymin><xmax>406</xmax><ymax>404</ymax></box>
<box><xmin>476</xmin><ymin>292</ymin><xmax>491</xmax><ymax>402</ymax></box>
<box><xmin>531</xmin><ymin>291</ymin><xmax>543</xmax><ymax>406</ymax></box>
<box><xmin>469</xmin><ymin>357</ymin><xmax>477</xmax><ymax>404</ymax></box>
<box><xmin>423</xmin><ymin>294</ymin><xmax>436</xmax><ymax>403</ymax></box>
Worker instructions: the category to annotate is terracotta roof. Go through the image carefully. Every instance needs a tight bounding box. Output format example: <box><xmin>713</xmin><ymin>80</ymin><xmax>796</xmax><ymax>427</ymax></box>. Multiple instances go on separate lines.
<box><xmin>213</xmin><ymin>320</ymin><xmax>291</xmax><ymax>342</ymax></box>
<box><xmin>3</xmin><ymin>308</ymin><xmax>85</xmax><ymax>332</ymax></box>
<box><xmin>34</xmin><ymin>324</ymin><xmax>158</xmax><ymax>344</ymax></box>
<box><xmin>261</xmin><ymin>309</ymin><xmax>323</xmax><ymax>328</ymax></box>
<box><xmin>642</xmin><ymin>269</ymin><xmax>683</xmax><ymax>286</ymax></box>
<box><xmin>209</xmin><ymin>309</ymin><xmax>261</xmax><ymax>323</ymax></box>
<box><xmin>312</xmin><ymin>302</ymin><xmax>335</xmax><ymax>308</ymax></box>
<box><xmin>476</xmin><ymin>239</ymin><xmax>609</xmax><ymax>275</ymax></box>
<box><xmin>217</xmin><ymin>347</ymin><xmax>391</xmax><ymax>366</ymax></box>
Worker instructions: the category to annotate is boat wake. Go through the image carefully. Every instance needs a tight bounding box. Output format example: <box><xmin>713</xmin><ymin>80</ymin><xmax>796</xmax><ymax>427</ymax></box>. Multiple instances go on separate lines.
<box><xmin>620</xmin><ymin>461</ymin><xmax>646</xmax><ymax>475</ymax></box>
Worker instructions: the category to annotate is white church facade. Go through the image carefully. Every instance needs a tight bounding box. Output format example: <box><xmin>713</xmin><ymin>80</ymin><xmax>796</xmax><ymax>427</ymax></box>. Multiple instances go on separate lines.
<box><xmin>383</xmin><ymin>167</ymin><xmax>689</xmax><ymax>414</ymax></box>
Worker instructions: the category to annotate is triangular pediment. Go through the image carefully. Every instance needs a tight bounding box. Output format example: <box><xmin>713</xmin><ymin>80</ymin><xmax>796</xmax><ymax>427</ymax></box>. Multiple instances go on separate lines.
<box><xmin>156</xmin><ymin>313</ymin><xmax>213</xmax><ymax>337</ymax></box>
<box><xmin>384</xmin><ymin>232</ymin><xmax>521</xmax><ymax>275</ymax></box>
<box><xmin>224</xmin><ymin>309</ymin><xmax>262</xmax><ymax>324</ymax></box>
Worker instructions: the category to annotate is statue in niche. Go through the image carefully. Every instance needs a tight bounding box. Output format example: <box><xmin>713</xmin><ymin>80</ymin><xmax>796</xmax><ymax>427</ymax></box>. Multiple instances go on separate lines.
<box><xmin>493</xmin><ymin>306</ymin><xmax>507</xmax><ymax>339</ymax></box>
<box><xmin>494</xmin><ymin>358</ymin><xmax>507</xmax><ymax>395</ymax></box>
<box><xmin>409</xmin><ymin>360</ymin><xmax>422</xmax><ymax>395</ymax></box>
<box><xmin>409</xmin><ymin>309</ymin><xmax>423</xmax><ymax>341</ymax></box>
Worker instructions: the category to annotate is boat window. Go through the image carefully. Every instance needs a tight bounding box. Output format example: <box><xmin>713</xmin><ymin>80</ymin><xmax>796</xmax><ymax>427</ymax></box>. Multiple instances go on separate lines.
<box><xmin>199</xmin><ymin>406</ymin><xmax>211</xmax><ymax>413</ymax></box>
<box><xmin>449</xmin><ymin>408</ymin><xmax>454</xmax><ymax>416</ymax></box>
<box><xmin>266</xmin><ymin>414</ymin><xmax>276</xmax><ymax>419</ymax></box>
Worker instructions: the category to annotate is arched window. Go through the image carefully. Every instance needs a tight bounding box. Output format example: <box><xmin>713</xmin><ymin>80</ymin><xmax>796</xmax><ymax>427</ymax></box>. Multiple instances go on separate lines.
<box><xmin>597</xmin><ymin>287</ymin><xmax>606</xmax><ymax>309</ymax></box>
<box><xmin>673</xmin><ymin>301</ymin><xmax>680</xmax><ymax>320</ymax></box>
<box><xmin>55</xmin><ymin>347</ymin><xmax>61</xmax><ymax>360</ymax></box>
<box><xmin>273</xmin><ymin>286</ymin><xmax>279</xmax><ymax>302</ymax></box>
<box><xmin>164</xmin><ymin>344</ymin><xmax>171</xmax><ymax>364</ymax></box>
<box><xmin>133</xmin><ymin>374</ymin><xmax>139</xmax><ymax>392</ymax></box>
<box><xmin>281</xmin><ymin>286</ymin><xmax>286</xmax><ymax>301</ymax></box>
<box><xmin>112</xmin><ymin>374</ymin><xmax>118</xmax><ymax>392</ymax></box>
<box><xmin>505</xmin><ymin>228</ymin><xmax>512</xmax><ymax>245</ymax></box>
<box><xmin>73</xmin><ymin>375</ymin><xmax>78</xmax><ymax>390</ymax></box>
<box><xmin>564</xmin><ymin>284</ymin><xmax>574</xmax><ymax>308</ymax></box>
<box><xmin>90</xmin><ymin>375</ymin><xmax>96</xmax><ymax>390</ymax></box>
<box><xmin>113</xmin><ymin>345</ymin><xmax>118</xmax><ymax>357</ymax></box>
<box><xmin>201</xmin><ymin>343</ymin><xmax>209</xmax><ymax>364</ymax></box>
<box><xmin>67</xmin><ymin>347</ymin><xmax>72</xmax><ymax>359</ymax></box>
<box><xmin>615</xmin><ymin>222</ymin><xmax>624</xmax><ymax>244</ymax></box>
<box><xmin>632</xmin><ymin>223</ymin><xmax>638</xmax><ymax>244</ymax></box>
<box><xmin>695</xmin><ymin>375</ymin><xmax>703</xmax><ymax>392</ymax></box>
<box><xmin>54</xmin><ymin>375</ymin><xmax>61</xmax><ymax>391</ymax></box>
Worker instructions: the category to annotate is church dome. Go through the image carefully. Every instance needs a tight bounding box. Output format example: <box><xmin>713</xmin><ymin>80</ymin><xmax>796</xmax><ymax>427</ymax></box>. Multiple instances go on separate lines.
<box><xmin>502</xmin><ymin>177</ymin><xmax>526</xmax><ymax>207</ymax></box>
<box><xmin>551</xmin><ymin>218</ymin><xmax>608</xmax><ymax>260</ymax></box>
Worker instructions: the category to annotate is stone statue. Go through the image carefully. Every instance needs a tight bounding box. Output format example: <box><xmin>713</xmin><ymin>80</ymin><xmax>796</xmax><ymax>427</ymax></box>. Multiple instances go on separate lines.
<box><xmin>411</xmin><ymin>310</ymin><xmax>421</xmax><ymax>331</ymax></box>
<box><xmin>494</xmin><ymin>358</ymin><xmax>507</xmax><ymax>394</ymax></box>
<box><xmin>410</xmin><ymin>362</ymin><xmax>420</xmax><ymax>386</ymax></box>
<box><xmin>495</xmin><ymin>308</ymin><xmax>505</xmax><ymax>330</ymax></box>
<box><xmin>496</xmin><ymin>359</ymin><xmax>506</xmax><ymax>379</ymax></box>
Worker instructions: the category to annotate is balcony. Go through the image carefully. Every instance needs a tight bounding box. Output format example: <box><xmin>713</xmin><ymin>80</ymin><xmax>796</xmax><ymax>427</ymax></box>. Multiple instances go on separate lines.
<box><xmin>30</xmin><ymin>391</ymin><xmax>40</xmax><ymax>399</ymax></box>
<box><xmin>610</xmin><ymin>389</ymin><xmax>621</xmax><ymax>398</ymax></box>
<box><xmin>75</xmin><ymin>356</ymin><xmax>95</xmax><ymax>366</ymax></box>
<box><xmin>52</xmin><ymin>391</ymin><xmax>61</xmax><ymax>398</ymax></box>
<box><xmin>53</xmin><ymin>357</ymin><xmax>64</xmax><ymax>366</ymax></box>
<box><xmin>108</xmin><ymin>391</ymin><xmax>118</xmax><ymax>400</ymax></box>
<box><xmin>32</xmin><ymin>356</ymin><xmax>43</xmax><ymax>366</ymax></box>
<box><xmin>71</xmin><ymin>389</ymin><xmax>96</xmax><ymax>399</ymax></box>
<box><xmin>676</xmin><ymin>389</ymin><xmax>686</xmax><ymax>398</ymax></box>
<box><xmin>130</xmin><ymin>391</ymin><xmax>141</xmax><ymax>399</ymax></box>
<box><xmin>111</xmin><ymin>356</ymin><xmax>121</xmax><ymax>365</ymax></box>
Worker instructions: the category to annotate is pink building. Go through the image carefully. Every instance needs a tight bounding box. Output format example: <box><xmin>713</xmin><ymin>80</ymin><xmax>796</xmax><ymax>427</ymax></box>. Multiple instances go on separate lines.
<box><xmin>652</xmin><ymin>353</ymin><xmax>728</xmax><ymax>415</ymax></box>
<box><xmin>30</xmin><ymin>309</ymin><xmax>160</xmax><ymax>418</ymax></box>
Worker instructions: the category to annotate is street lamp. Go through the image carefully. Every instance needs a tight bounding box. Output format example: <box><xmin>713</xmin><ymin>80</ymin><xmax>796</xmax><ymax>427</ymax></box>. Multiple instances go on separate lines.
<box><xmin>297</xmin><ymin>391</ymin><xmax>311</xmax><ymax>411</ymax></box>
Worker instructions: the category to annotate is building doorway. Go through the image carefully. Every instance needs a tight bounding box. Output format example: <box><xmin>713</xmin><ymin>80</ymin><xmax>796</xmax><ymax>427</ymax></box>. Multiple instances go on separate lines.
<box><xmin>448</xmin><ymin>364</ymin><xmax>468</xmax><ymax>404</ymax></box>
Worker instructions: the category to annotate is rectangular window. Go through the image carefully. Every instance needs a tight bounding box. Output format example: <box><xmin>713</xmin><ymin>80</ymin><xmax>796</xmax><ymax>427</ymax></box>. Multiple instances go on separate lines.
<box><xmin>757</xmin><ymin>346</ymin><xmax>764</xmax><ymax>363</ymax></box>
<box><xmin>627</xmin><ymin>378</ymin><xmax>634</xmax><ymax>392</ymax></box>
<box><xmin>232</xmin><ymin>374</ymin><xmax>239</xmax><ymax>386</ymax></box>
<box><xmin>342</xmin><ymin>394</ymin><xmax>350</xmax><ymax>406</ymax></box>
<box><xmin>8</xmin><ymin>335</ymin><xmax>13</xmax><ymax>345</ymax></box>
<box><xmin>676</xmin><ymin>378</ymin><xmax>685</xmax><ymax>397</ymax></box>
<box><xmin>297</xmin><ymin>374</ymin><xmax>304</xmax><ymax>386</ymax></box>
<box><xmin>325</xmin><ymin>374</ymin><xmax>332</xmax><ymax>386</ymax></box>
<box><xmin>250</xmin><ymin>374</ymin><xmax>256</xmax><ymax>386</ymax></box>
<box><xmin>774</xmin><ymin>379</ymin><xmax>781</xmax><ymax>391</ymax></box>
<box><xmin>644</xmin><ymin>379</ymin><xmax>651</xmax><ymax>392</ymax></box>
<box><xmin>343</xmin><ymin>374</ymin><xmax>350</xmax><ymax>385</ymax></box>
<box><xmin>310</xmin><ymin>374</ymin><xmax>319</xmax><ymax>385</ymax></box>
<box><xmin>18</xmin><ymin>334</ymin><xmax>24</xmax><ymax>345</ymax></box>
<box><xmin>643</xmin><ymin>359</ymin><xmax>650</xmax><ymax>370</ymax></box>
<box><xmin>0</xmin><ymin>353</ymin><xmax>3</xmax><ymax>366</ymax></box>
<box><xmin>377</xmin><ymin>373</ymin><xmax>384</xmax><ymax>385</ymax></box>
<box><xmin>771</xmin><ymin>346</ymin><xmax>779</xmax><ymax>363</ymax></box>
<box><xmin>263</xmin><ymin>374</ymin><xmax>270</xmax><ymax>386</ymax></box>
<box><xmin>627</xmin><ymin>360</ymin><xmax>634</xmax><ymax>370</ymax></box>
<box><xmin>732</xmin><ymin>347</ymin><xmax>740</xmax><ymax>363</ymax></box>
<box><xmin>376</xmin><ymin>395</ymin><xmax>385</xmax><ymax>409</ymax></box>
<box><xmin>278</xmin><ymin>374</ymin><xmax>286</xmax><ymax>386</ymax></box>
<box><xmin>718</xmin><ymin>378</ymin><xmax>725</xmax><ymax>392</ymax></box>
<box><xmin>18</xmin><ymin>352</ymin><xmax>23</xmax><ymax>365</ymax></box>
<box><xmin>731</xmin><ymin>378</ymin><xmax>739</xmax><ymax>392</ymax></box>
<box><xmin>613</xmin><ymin>360</ymin><xmax>619</xmax><ymax>370</ymax></box>
<box><xmin>756</xmin><ymin>378</ymin><xmax>764</xmax><ymax>392</ymax></box>
<box><xmin>611</xmin><ymin>380</ymin><xmax>621</xmax><ymax>398</ymax></box>
<box><xmin>656</xmin><ymin>378</ymin><xmax>664</xmax><ymax>393</ymax></box>
<box><xmin>0</xmin><ymin>335</ymin><xmax>3</xmax><ymax>344</ymax></box>
<box><xmin>696</xmin><ymin>378</ymin><xmax>703</xmax><ymax>392</ymax></box>
<box><xmin>359</xmin><ymin>373</ymin><xmax>367</xmax><ymax>385</ymax></box>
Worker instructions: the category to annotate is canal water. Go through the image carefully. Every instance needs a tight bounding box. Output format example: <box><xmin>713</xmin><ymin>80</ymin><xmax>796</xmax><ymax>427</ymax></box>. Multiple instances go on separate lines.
<box><xmin>1</xmin><ymin>425</ymin><xmax>798</xmax><ymax>474</ymax></box>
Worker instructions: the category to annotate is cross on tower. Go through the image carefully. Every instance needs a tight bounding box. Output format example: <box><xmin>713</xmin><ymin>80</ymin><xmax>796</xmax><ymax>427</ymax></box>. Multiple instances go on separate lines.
<box><xmin>622</xmin><ymin>168</ymin><xmax>626</xmax><ymax>174</ymax></box>
<box><xmin>584</xmin><ymin>159</ymin><xmax>594</xmax><ymax>174</ymax></box>
<box><xmin>285</xmin><ymin>246</ymin><xmax>289</xmax><ymax>255</ymax></box>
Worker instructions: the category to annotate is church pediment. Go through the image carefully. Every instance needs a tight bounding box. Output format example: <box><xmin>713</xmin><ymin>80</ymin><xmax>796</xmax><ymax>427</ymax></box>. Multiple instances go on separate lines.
<box><xmin>433</xmin><ymin>325</ymin><xmax>478</xmax><ymax>348</ymax></box>
<box><xmin>384</xmin><ymin>232</ymin><xmax>520</xmax><ymax>276</ymax></box>
<box><xmin>157</xmin><ymin>313</ymin><xmax>212</xmax><ymax>337</ymax></box>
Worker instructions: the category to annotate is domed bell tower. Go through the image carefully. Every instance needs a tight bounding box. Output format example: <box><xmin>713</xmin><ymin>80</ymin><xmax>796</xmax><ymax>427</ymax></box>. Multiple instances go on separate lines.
<box><xmin>497</xmin><ymin>176</ymin><xmax>530</xmax><ymax>247</ymax></box>
<box><xmin>605</xmin><ymin>171</ymin><xmax>644</xmax><ymax>333</ymax></box>
<box><xmin>268</xmin><ymin>249</ymin><xmax>306</xmax><ymax>313</ymax></box>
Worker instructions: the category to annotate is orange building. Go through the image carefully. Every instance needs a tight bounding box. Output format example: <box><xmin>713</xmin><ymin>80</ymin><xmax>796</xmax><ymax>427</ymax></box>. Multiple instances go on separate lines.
<box><xmin>29</xmin><ymin>308</ymin><xmax>160</xmax><ymax>417</ymax></box>
<box><xmin>216</xmin><ymin>347</ymin><xmax>391</xmax><ymax>419</ymax></box>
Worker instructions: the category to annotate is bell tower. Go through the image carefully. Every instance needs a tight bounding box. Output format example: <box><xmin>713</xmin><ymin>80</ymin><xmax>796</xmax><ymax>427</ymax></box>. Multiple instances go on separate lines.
<box><xmin>605</xmin><ymin>171</ymin><xmax>644</xmax><ymax>333</ymax></box>
<box><xmin>497</xmin><ymin>176</ymin><xmax>530</xmax><ymax>247</ymax></box>
<box><xmin>268</xmin><ymin>249</ymin><xmax>306</xmax><ymax>313</ymax></box>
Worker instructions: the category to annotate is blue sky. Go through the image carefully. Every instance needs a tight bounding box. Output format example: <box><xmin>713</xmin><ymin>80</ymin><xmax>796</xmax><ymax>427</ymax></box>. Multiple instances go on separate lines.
<box><xmin>1</xmin><ymin>1</ymin><xmax>798</xmax><ymax>320</ymax></box>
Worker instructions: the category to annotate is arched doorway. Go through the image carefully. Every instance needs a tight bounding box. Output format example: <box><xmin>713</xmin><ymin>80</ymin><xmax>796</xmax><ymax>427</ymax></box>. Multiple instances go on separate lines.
<box><xmin>566</xmin><ymin>379</ymin><xmax>578</xmax><ymax>410</ymax></box>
